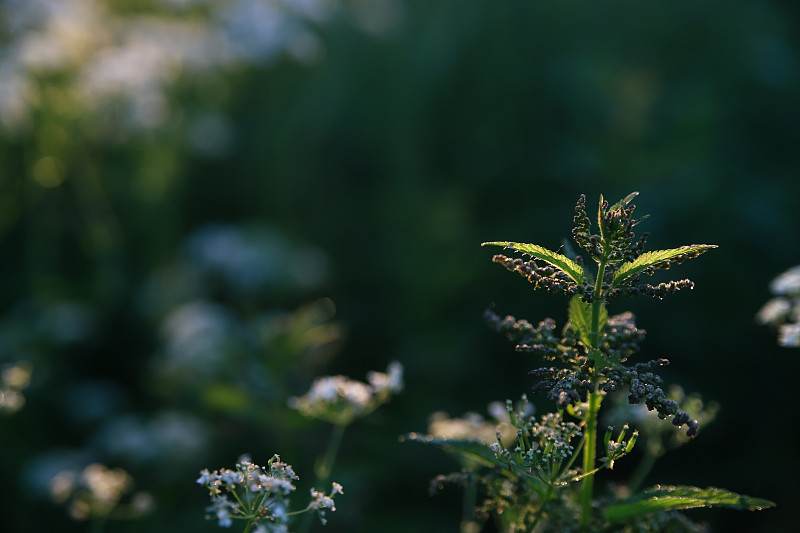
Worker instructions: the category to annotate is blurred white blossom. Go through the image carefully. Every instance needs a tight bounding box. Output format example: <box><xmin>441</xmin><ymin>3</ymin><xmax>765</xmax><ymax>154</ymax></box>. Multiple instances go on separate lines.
<box><xmin>769</xmin><ymin>265</ymin><xmax>800</xmax><ymax>296</ymax></box>
<box><xmin>0</xmin><ymin>360</ymin><xmax>32</xmax><ymax>414</ymax></box>
<box><xmin>428</xmin><ymin>401</ymin><xmax>519</xmax><ymax>446</ymax></box>
<box><xmin>0</xmin><ymin>0</ymin><xmax>339</xmax><ymax>136</ymax></box>
<box><xmin>161</xmin><ymin>300</ymin><xmax>240</xmax><ymax>373</ymax></box>
<box><xmin>778</xmin><ymin>323</ymin><xmax>800</xmax><ymax>348</ymax></box>
<box><xmin>185</xmin><ymin>224</ymin><xmax>332</xmax><ymax>293</ymax></box>
<box><xmin>289</xmin><ymin>362</ymin><xmax>403</xmax><ymax>425</ymax></box>
<box><xmin>758</xmin><ymin>264</ymin><xmax>800</xmax><ymax>348</ymax></box>
<box><xmin>48</xmin><ymin>463</ymin><xmax>154</xmax><ymax>521</ymax></box>
<box><xmin>93</xmin><ymin>410</ymin><xmax>211</xmax><ymax>466</ymax></box>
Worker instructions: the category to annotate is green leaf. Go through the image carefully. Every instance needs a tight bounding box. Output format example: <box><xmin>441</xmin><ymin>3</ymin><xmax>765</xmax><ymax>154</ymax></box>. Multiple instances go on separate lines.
<box><xmin>401</xmin><ymin>433</ymin><xmax>549</xmax><ymax>495</ymax></box>
<box><xmin>401</xmin><ymin>433</ymin><xmax>499</xmax><ymax>468</ymax></box>
<box><xmin>598</xmin><ymin>194</ymin><xmax>606</xmax><ymax>240</ymax></box>
<box><xmin>604</xmin><ymin>485</ymin><xmax>776</xmax><ymax>523</ymax></box>
<box><xmin>613</xmin><ymin>245</ymin><xmax>717</xmax><ymax>286</ymax></box>
<box><xmin>568</xmin><ymin>297</ymin><xmax>606</xmax><ymax>348</ymax></box>
<box><xmin>482</xmin><ymin>242</ymin><xmax>585</xmax><ymax>285</ymax></box>
<box><xmin>608</xmin><ymin>191</ymin><xmax>639</xmax><ymax>212</ymax></box>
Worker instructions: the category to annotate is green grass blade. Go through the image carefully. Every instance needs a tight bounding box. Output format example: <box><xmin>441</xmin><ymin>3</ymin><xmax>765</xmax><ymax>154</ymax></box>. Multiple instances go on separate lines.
<box><xmin>613</xmin><ymin>245</ymin><xmax>717</xmax><ymax>286</ymax></box>
<box><xmin>604</xmin><ymin>485</ymin><xmax>775</xmax><ymax>523</ymax></box>
<box><xmin>482</xmin><ymin>241</ymin><xmax>585</xmax><ymax>284</ymax></box>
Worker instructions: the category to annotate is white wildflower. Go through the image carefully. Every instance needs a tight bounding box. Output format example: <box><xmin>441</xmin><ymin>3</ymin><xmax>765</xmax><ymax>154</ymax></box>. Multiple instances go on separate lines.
<box><xmin>289</xmin><ymin>363</ymin><xmax>402</xmax><ymax>424</ymax></box>
<box><xmin>756</xmin><ymin>297</ymin><xmax>791</xmax><ymax>325</ymax></box>
<box><xmin>770</xmin><ymin>265</ymin><xmax>800</xmax><ymax>296</ymax></box>
<box><xmin>778</xmin><ymin>323</ymin><xmax>800</xmax><ymax>347</ymax></box>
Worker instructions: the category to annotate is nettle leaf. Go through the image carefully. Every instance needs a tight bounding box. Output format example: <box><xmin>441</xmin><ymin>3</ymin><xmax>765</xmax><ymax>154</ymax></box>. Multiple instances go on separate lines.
<box><xmin>613</xmin><ymin>245</ymin><xmax>717</xmax><ymax>286</ymax></box>
<box><xmin>608</xmin><ymin>191</ymin><xmax>639</xmax><ymax>212</ymax></box>
<box><xmin>401</xmin><ymin>433</ymin><xmax>498</xmax><ymax>468</ymax></box>
<box><xmin>482</xmin><ymin>242</ymin><xmax>585</xmax><ymax>285</ymax></box>
<box><xmin>402</xmin><ymin>433</ymin><xmax>549</xmax><ymax>495</ymax></box>
<box><xmin>568</xmin><ymin>297</ymin><xmax>607</xmax><ymax>348</ymax></box>
<box><xmin>604</xmin><ymin>485</ymin><xmax>776</xmax><ymax>523</ymax></box>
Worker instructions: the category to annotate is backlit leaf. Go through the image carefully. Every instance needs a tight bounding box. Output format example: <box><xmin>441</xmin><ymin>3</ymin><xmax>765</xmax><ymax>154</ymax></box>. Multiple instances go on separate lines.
<box><xmin>401</xmin><ymin>433</ymin><xmax>498</xmax><ymax>467</ymax></box>
<box><xmin>608</xmin><ymin>191</ymin><xmax>639</xmax><ymax>212</ymax></box>
<box><xmin>613</xmin><ymin>245</ymin><xmax>717</xmax><ymax>286</ymax></box>
<box><xmin>604</xmin><ymin>485</ymin><xmax>775</xmax><ymax>523</ymax></box>
<box><xmin>482</xmin><ymin>242</ymin><xmax>585</xmax><ymax>285</ymax></box>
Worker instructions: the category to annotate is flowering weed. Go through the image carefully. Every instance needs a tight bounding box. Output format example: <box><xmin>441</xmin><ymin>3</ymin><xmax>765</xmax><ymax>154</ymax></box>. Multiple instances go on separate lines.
<box><xmin>197</xmin><ymin>455</ymin><xmax>342</xmax><ymax>532</ymax></box>
<box><xmin>409</xmin><ymin>193</ymin><xmax>774</xmax><ymax>532</ymax></box>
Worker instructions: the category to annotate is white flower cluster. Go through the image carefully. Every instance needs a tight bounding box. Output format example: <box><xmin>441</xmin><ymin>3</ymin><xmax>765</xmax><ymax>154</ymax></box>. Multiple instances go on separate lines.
<box><xmin>306</xmin><ymin>482</ymin><xmax>343</xmax><ymax>525</ymax></box>
<box><xmin>757</xmin><ymin>265</ymin><xmax>800</xmax><ymax>347</ymax></box>
<box><xmin>49</xmin><ymin>463</ymin><xmax>154</xmax><ymax>521</ymax></box>
<box><xmin>0</xmin><ymin>360</ymin><xmax>32</xmax><ymax>414</ymax></box>
<box><xmin>0</xmin><ymin>0</ymin><xmax>335</xmax><ymax>135</ymax></box>
<box><xmin>197</xmin><ymin>455</ymin><xmax>342</xmax><ymax>530</ymax></box>
<box><xmin>288</xmin><ymin>362</ymin><xmax>403</xmax><ymax>425</ymax></box>
<box><xmin>427</xmin><ymin>400</ymin><xmax>520</xmax><ymax>446</ymax></box>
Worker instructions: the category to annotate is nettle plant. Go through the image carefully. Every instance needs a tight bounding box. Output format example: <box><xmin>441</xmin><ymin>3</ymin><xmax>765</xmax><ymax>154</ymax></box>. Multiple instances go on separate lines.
<box><xmin>409</xmin><ymin>193</ymin><xmax>774</xmax><ymax>532</ymax></box>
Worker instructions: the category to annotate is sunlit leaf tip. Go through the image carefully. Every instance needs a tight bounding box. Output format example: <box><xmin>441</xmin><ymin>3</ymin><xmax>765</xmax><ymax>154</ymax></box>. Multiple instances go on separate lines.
<box><xmin>482</xmin><ymin>241</ymin><xmax>585</xmax><ymax>285</ymax></box>
<box><xmin>613</xmin><ymin>244</ymin><xmax>718</xmax><ymax>286</ymax></box>
<box><xmin>604</xmin><ymin>485</ymin><xmax>776</xmax><ymax>523</ymax></box>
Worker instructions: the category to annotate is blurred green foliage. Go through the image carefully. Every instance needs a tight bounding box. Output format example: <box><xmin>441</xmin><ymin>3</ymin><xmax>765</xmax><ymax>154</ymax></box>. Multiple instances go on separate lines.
<box><xmin>1</xmin><ymin>0</ymin><xmax>798</xmax><ymax>531</ymax></box>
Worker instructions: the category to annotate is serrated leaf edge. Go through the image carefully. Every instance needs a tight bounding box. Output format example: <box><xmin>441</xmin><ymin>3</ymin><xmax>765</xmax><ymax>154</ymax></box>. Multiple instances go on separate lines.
<box><xmin>613</xmin><ymin>245</ymin><xmax>717</xmax><ymax>286</ymax></box>
<box><xmin>482</xmin><ymin>241</ymin><xmax>585</xmax><ymax>284</ymax></box>
<box><xmin>603</xmin><ymin>484</ymin><xmax>776</xmax><ymax>523</ymax></box>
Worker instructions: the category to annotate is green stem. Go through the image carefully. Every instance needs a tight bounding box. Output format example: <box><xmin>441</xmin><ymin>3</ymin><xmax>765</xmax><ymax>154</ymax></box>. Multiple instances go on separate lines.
<box><xmin>530</xmin><ymin>483</ymin><xmax>555</xmax><ymax>532</ymax></box>
<box><xmin>626</xmin><ymin>444</ymin><xmax>662</xmax><ymax>494</ymax></box>
<box><xmin>460</xmin><ymin>481</ymin><xmax>478</xmax><ymax>533</ymax></box>
<box><xmin>580</xmin><ymin>257</ymin><xmax>607</xmax><ymax>528</ymax></box>
<box><xmin>580</xmin><ymin>385</ymin><xmax>602</xmax><ymax>528</ymax></box>
<box><xmin>298</xmin><ymin>423</ymin><xmax>347</xmax><ymax>533</ymax></box>
<box><xmin>316</xmin><ymin>422</ymin><xmax>346</xmax><ymax>485</ymax></box>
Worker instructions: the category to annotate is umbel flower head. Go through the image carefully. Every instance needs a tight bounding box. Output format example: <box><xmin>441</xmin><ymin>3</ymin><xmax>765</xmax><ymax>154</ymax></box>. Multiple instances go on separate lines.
<box><xmin>483</xmin><ymin>193</ymin><xmax>716</xmax><ymax>437</ymax></box>
<box><xmin>197</xmin><ymin>454</ymin><xmax>343</xmax><ymax>531</ymax></box>
<box><xmin>288</xmin><ymin>361</ymin><xmax>403</xmax><ymax>426</ymax></box>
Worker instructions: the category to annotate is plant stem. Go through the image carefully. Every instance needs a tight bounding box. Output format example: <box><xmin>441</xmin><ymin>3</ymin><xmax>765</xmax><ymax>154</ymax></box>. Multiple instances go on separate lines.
<box><xmin>580</xmin><ymin>384</ymin><xmax>602</xmax><ymax>528</ymax></box>
<box><xmin>580</xmin><ymin>257</ymin><xmax>607</xmax><ymax>528</ymax></box>
<box><xmin>316</xmin><ymin>422</ymin><xmax>346</xmax><ymax>485</ymax></box>
<box><xmin>626</xmin><ymin>444</ymin><xmax>661</xmax><ymax>494</ymax></box>
<box><xmin>460</xmin><ymin>481</ymin><xmax>478</xmax><ymax>533</ymax></box>
<box><xmin>298</xmin><ymin>423</ymin><xmax>347</xmax><ymax>533</ymax></box>
<box><xmin>530</xmin><ymin>483</ymin><xmax>554</xmax><ymax>532</ymax></box>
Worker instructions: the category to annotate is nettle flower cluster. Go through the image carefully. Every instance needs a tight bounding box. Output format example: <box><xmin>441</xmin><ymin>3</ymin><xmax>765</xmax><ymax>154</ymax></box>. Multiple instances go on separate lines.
<box><xmin>288</xmin><ymin>361</ymin><xmax>403</xmax><ymax>426</ymax></box>
<box><xmin>197</xmin><ymin>455</ymin><xmax>342</xmax><ymax>532</ymax></box>
<box><xmin>757</xmin><ymin>264</ymin><xmax>800</xmax><ymax>347</ymax></box>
